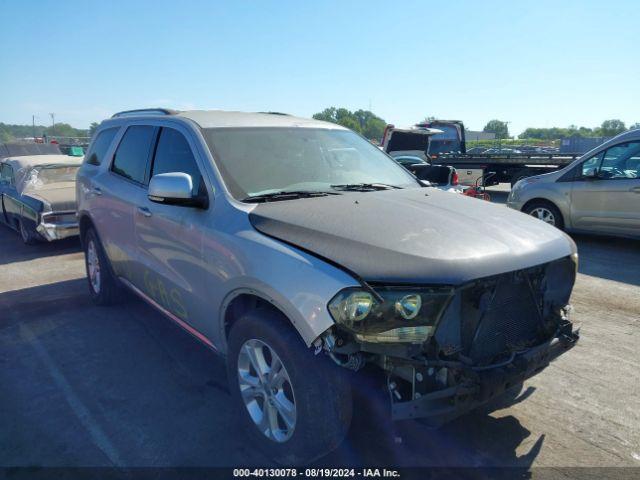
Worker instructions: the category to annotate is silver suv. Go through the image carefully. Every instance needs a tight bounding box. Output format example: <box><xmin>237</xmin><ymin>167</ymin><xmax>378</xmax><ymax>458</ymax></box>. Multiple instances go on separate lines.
<box><xmin>77</xmin><ymin>109</ymin><xmax>580</xmax><ymax>463</ymax></box>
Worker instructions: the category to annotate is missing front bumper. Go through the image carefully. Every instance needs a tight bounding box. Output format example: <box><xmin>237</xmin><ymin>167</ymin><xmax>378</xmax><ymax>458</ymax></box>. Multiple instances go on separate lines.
<box><xmin>390</xmin><ymin>327</ymin><xmax>579</xmax><ymax>426</ymax></box>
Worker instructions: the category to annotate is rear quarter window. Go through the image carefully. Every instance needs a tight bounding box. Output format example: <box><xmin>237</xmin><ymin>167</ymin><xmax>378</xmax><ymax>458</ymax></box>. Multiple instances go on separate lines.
<box><xmin>85</xmin><ymin>127</ymin><xmax>119</xmax><ymax>166</ymax></box>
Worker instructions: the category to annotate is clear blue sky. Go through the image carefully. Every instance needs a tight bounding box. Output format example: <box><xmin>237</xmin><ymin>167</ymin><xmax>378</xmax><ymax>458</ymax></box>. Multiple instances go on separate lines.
<box><xmin>1</xmin><ymin>0</ymin><xmax>638</xmax><ymax>136</ymax></box>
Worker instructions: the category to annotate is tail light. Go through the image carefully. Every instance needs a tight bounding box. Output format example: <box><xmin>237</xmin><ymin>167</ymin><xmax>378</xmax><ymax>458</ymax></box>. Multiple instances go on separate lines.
<box><xmin>452</xmin><ymin>171</ymin><xmax>459</xmax><ymax>185</ymax></box>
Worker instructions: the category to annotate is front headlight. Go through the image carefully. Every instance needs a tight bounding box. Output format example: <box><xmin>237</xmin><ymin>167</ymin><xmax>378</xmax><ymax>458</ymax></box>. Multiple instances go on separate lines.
<box><xmin>328</xmin><ymin>287</ymin><xmax>453</xmax><ymax>344</ymax></box>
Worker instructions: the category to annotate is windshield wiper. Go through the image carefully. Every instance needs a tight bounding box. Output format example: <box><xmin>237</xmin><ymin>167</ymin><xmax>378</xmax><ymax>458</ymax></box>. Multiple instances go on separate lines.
<box><xmin>330</xmin><ymin>183</ymin><xmax>402</xmax><ymax>192</ymax></box>
<box><xmin>242</xmin><ymin>190</ymin><xmax>340</xmax><ymax>203</ymax></box>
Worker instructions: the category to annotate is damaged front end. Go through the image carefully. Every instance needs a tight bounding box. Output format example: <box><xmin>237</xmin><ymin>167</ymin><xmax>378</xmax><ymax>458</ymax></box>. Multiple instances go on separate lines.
<box><xmin>319</xmin><ymin>254</ymin><xmax>580</xmax><ymax>426</ymax></box>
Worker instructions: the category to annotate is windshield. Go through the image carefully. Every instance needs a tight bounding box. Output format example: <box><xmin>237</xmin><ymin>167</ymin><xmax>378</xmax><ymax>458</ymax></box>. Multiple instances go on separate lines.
<box><xmin>23</xmin><ymin>165</ymin><xmax>79</xmax><ymax>189</ymax></box>
<box><xmin>204</xmin><ymin>128</ymin><xmax>419</xmax><ymax>199</ymax></box>
<box><xmin>429</xmin><ymin>125</ymin><xmax>462</xmax><ymax>154</ymax></box>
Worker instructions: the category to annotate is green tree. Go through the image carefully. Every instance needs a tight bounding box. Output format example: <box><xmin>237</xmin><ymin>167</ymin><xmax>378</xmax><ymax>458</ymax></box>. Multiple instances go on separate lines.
<box><xmin>519</xmin><ymin>126</ymin><xmax>595</xmax><ymax>140</ymax></box>
<box><xmin>597</xmin><ymin>119</ymin><xmax>626</xmax><ymax>137</ymax></box>
<box><xmin>0</xmin><ymin>129</ymin><xmax>14</xmax><ymax>142</ymax></box>
<box><xmin>630</xmin><ymin>123</ymin><xmax>640</xmax><ymax>131</ymax></box>
<box><xmin>483</xmin><ymin>119</ymin><xmax>509</xmax><ymax>139</ymax></box>
<box><xmin>312</xmin><ymin>107</ymin><xmax>386</xmax><ymax>140</ymax></box>
<box><xmin>89</xmin><ymin>122</ymin><xmax>100</xmax><ymax>137</ymax></box>
<box><xmin>44</xmin><ymin>122</ymin><xmax>88</xmax><ymax>138</ymax></box>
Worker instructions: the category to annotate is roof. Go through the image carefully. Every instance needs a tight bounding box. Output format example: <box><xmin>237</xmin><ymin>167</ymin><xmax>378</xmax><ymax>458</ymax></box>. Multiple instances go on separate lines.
<box><xmin>106</xmin><ymin>108</ymin><xmax>344</xmax><ymax>130</ymax></box>
<box><xmin>2</xmin><ymin>155</ymin><xmax>83</xmax><ymax>171</ymax></box>
<box><xmin>177</xmin><ymin>110</ymin><xmax>345</xmax><ymax>129</ymax></box>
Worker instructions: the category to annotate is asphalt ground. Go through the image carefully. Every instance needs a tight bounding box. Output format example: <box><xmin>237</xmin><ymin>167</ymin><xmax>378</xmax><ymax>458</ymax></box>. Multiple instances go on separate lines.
<box><xmin>1</xmin><ymin>186</ymin><xmax>638</xmax><ymax>473</ymax></box>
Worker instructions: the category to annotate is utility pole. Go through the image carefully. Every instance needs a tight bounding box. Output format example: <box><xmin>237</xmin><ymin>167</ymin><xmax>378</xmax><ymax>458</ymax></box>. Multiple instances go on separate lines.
<box><xmin>32</xmin><ymin>115</ymin><xmax>36</xmax><ymax>139</ymax></box>
<box><xmin>50</xmin><ymin>113</ymin><xmax>55</xmax><ymax>137</ymax></box>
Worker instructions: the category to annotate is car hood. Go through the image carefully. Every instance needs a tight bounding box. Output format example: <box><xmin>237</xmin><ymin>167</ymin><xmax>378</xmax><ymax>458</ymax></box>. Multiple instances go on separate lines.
<box><xmin>248</xmin><ymin>188</ymin><xmax>576</xmax><ymax>285</ymax></box>
<box><xmin>524</xmin><ymin>169</ymin><xmax>566</xmax><ymax>184</ymax></box>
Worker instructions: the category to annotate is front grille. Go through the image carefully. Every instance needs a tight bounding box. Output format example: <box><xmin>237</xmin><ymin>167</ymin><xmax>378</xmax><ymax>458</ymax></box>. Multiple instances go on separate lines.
<box><xmin>435</xmin><ymin>257</ymin><xmax>575</xmax><ymax>366</ymax></box>
<box><xmin>468</xmin><ymin>273</ymin><xmax>543</xmax><ymax>364</ymax></box>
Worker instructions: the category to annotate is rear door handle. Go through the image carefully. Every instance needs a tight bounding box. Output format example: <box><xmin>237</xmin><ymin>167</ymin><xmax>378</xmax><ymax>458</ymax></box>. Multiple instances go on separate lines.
<box><xmin>137</xmin><ymin>206</ymin><xmax>152</xmax><ymax>217</ymax></box>
<box><xmin>631</xmin><ymin>186</ymin><xmax>640</xmax><ymax>194</ymax></box>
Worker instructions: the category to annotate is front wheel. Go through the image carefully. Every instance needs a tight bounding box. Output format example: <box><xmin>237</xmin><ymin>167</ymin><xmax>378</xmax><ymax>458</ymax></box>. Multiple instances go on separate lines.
<box><xmin>523</xmin><ymin>201</ymin><xmax>565</xmax><ymax>230</ymax></box>
<box><xmin>227</xmin><ymin>311</ymin><xmax>353</xmax><ymax>465</ymax></box>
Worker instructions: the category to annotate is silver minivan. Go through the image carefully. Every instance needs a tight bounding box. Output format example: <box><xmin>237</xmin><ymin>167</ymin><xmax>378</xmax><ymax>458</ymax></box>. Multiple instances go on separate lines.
<box><xmin>77</xmin><ymin>109</ymin><xmax>579</xmax><ymax>464</ymax></box>
<box><xmin>508</xmin><ymin>129</ymin><xmax>640</xmax><ymax>238</ymax></box>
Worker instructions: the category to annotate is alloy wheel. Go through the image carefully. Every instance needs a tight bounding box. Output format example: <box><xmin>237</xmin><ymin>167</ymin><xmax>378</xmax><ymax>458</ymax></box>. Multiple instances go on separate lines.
<box><xmin>87</xmin><ymin>240</ymin><xmax>101</xmax><ymax>294</ymax></box>
<box><xmin>237</xmin><ymin>339</ymin><xmax>296</xmax><ymax>443</ymax></box>
<box><xmin>529</xmin><ymin>207</ymin><xmax>556</xmax><ymax>225</ymax></box>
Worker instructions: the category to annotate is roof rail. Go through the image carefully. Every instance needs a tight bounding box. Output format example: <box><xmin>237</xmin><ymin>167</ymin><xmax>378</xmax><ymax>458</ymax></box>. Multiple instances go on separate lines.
<box><xmin>258</xmin><ymin>111</ymin><xmax>291</xmax><ymax>116</ymax></box>
<box><xmin>112</xmin><ymin>108</ymin><xmax>178</xmax><ymax>118</ymax></box>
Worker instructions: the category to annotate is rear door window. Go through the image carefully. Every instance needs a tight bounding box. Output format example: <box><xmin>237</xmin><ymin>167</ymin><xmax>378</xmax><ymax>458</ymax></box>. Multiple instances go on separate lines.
<box><xmin>151</xmin><ymin>128</ymin><xmax>203</xmax><ymax>195</ymax></box>
<box><xmin>86</xmin><ymin>127</ymin><xmax>119</xmax><ymax>166</ymax></box>
<box><xmin>111</xmin><ymin>125</ymin><xmax>156</xmax><ymax>184</ymax></box>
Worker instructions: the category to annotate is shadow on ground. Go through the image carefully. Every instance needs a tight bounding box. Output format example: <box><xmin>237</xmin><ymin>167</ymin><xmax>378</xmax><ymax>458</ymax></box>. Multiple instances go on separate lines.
<box><xmin>572</xmin><ymin>234</ymin><xmax>640</xmax><ymax>287</ymax></box>
<box><xmin>0</xmin><ymin>224</ymin><xmax>81</xmax><ymax>266</ymax></box>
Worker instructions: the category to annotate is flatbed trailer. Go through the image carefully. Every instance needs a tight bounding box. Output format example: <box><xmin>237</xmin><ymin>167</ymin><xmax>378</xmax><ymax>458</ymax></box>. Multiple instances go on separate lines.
<box><xmin>430</xmin><ymin>152</ymin><xmax>580</xmax><ymax>186</ymax></box>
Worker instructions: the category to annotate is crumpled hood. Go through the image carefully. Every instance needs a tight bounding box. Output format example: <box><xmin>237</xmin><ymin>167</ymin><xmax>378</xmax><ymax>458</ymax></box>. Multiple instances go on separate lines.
<box><xmin>23</xmin><ymin>182</ymin><xmax>77</xmax><ymax>212</ymax></box>
<box><xmin>249</xmin><ymin>188</ymin><xmax>576</xmax><ymax>285</ymax></box>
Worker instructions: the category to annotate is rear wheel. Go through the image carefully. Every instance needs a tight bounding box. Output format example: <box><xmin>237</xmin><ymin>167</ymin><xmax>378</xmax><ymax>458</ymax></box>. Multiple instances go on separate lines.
<box><xmin>18</xmin><ymin>219</ymin><xmax>39</xmax><ymax>245</ymax></box>
<box><xmin>523</xmin><ymin>201</ymin><xmax>564</xmax><ymax>230</ymax></box>
<box><xmin>227</xmin><ymin>311</ymin><xmax>352</xmax><ymax>465</ymax></box>
<box><xmin>83</xmin><ymin>228</ymin><xmax>125</xmax><ymax>305</ymax></box>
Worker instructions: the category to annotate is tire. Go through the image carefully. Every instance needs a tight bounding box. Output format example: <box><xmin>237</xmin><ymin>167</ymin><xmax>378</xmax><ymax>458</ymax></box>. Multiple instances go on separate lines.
<box><xmin>83</xmin><ymin>227</ymin><xmax>125</xmax><ymax>305</ymax></box>
<box><xmin>18</xmin><ymin>219</ymin><xmax>39</xmax><ymax>245</ymax></box>
<box><xmin>523</xmin><ymin>201</ymin><xmax>565</xmax><ymax>230</ymax></box>
<box><xmin>227</xmin><ymin>310</ymin><xmax>353</xmax><ymax>465</ymax></box>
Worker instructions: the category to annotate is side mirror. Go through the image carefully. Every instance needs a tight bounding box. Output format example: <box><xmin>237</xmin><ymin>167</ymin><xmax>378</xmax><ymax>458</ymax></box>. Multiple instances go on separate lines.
<box><xmin>148</xmin><ymin>172</ymin><xmax>207</xmax><ymax>208</ymax></box>
<box><xmin>582</xmin><ymin>169</ymin><xmax>599</xmax><ymax>180</ymax></box>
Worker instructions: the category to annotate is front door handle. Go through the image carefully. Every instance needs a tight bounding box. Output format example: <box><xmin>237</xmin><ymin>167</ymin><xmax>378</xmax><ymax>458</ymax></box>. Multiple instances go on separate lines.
<box><xmin>137</xmin><ymin>206</ymin><xmax>152</xmax><ymax>217</ymax></box>
<box><xmin>91</xmin><ymin>186</ymin><xmax>102</xmax><ymax>196</ymax></box>
<box><xmin>631</xmin><ymin>186</ymin><xmax>640</xmax><ymax>194</ymax></box>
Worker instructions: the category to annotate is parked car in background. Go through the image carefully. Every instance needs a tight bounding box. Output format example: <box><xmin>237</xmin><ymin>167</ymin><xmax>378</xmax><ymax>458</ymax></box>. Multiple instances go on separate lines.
<box><xmin>0</xmin><ymin>155</ymin><xmax>82</xmax><ymax>243</ymax></box>
<box><xmin>465</xmin><ymin>147</ymin><xmax>487</xmax><ymax>154</ymax></box>
<box><xmin>508</xmin><ymin>129</ymin><xmax>640</xmax><ymax>238</ymax></box>
<box><xmin>381</xmin><ymin>124</ymin><xmax>442</xmax><ymax>162</ymax></box>
<box><xmin>77</xmin><ymin>109</ymin><xmax>579</xmax><ymax>464</ymax></box>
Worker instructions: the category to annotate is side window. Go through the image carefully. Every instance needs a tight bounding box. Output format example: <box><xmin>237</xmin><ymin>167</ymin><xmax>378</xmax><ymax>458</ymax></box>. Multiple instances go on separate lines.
<box><xmin>599</xmin><ymin>141</ymin><xmax>640</xmax><ymax>179</ymax></box>
<box><xmin>111</xmin><ymin>125</ymin><xmax>156</xmax><ymax>184</ymax></box>
<box><xmin>0</xmin><ymin>164</ymin><xmax>14</xmax><ymax>185</ymax></box>
<box><xmin>86</xmin><ymin>127</ymin><xmax>119</xmax><ymax>166</ymax></box>
<box><xmin>581</xmin><ymin>152</ymin><xmax>602</xmax><ymax>178</ymax></box>
<box><xmin>151</xmin><ymin>128</ymin><xmax>203</xmax><ymax>195</ymax></box>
